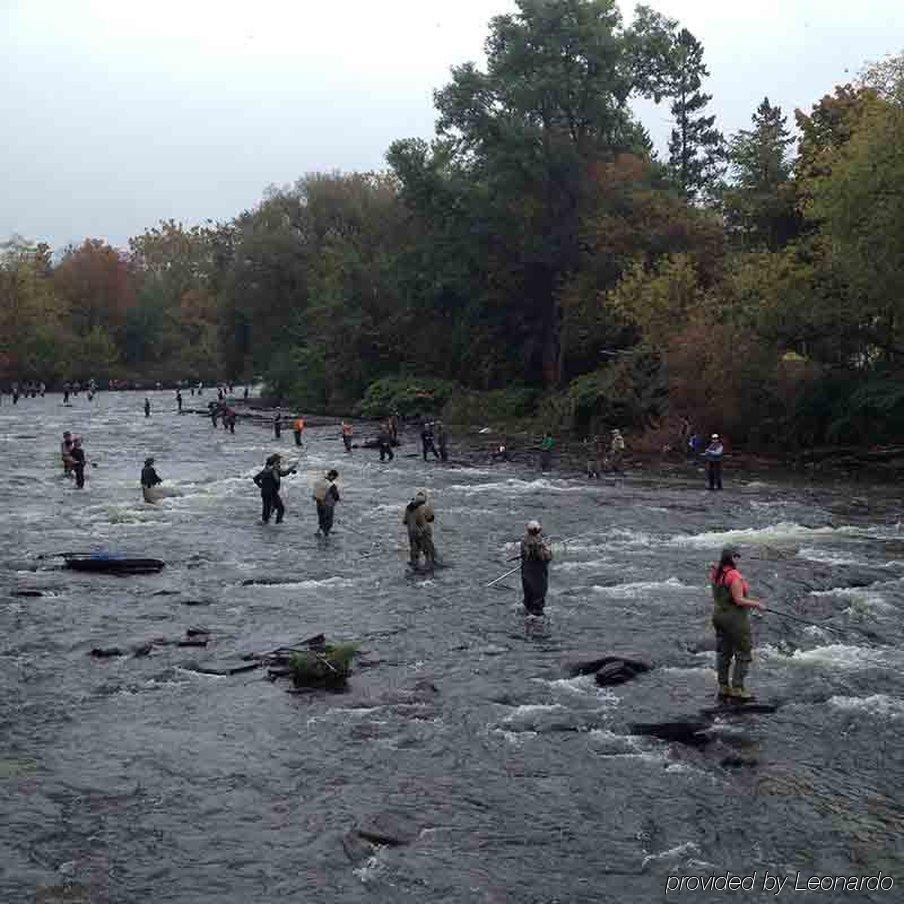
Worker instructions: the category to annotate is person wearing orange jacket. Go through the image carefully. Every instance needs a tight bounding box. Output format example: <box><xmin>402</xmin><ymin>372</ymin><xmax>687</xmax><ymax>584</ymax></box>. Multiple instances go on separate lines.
<box><xmin>293</xmin><ymin>416</ymin><xmax>305</xmax><ymax>447</ymax></box>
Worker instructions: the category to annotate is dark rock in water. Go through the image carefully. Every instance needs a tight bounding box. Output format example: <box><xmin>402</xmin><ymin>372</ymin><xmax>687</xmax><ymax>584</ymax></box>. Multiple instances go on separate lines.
<box><xmin>721</xmin><ymin>754</ymin><xmax>760</xmax><ymax>769</ymax></box>
<box><xmin>90</xmin><ymin>647</ymin><xmax>123</xmax><ymax>658</ymax></box>
<box><xmin>561</xmin><ymin>651</ymin><xmax>652</xmax><ymax>677</ymax></box>
<box><xmin>132</xmin><ymin>643</ymin><xmax>153</xmax><ymax>657</ymax></box>
<box><xmin>177</xmin><ymin>638</ymin><xmax>208</xmax><ymax>648</ymax></box>
<box><xmin>631</xmin><ymin>720</ymin><xmax>711</xmax><ymax>747</ymax></box>
<box><xmin>14</xmin><ymin>589</ymin><xmax>44</xmax><ymax>597</ymax></box>
<box><xmin>594</xmin><ymin>659</ymin><xmax>650</xmax><ymax>687</ymax></box>
<box><xmin>179</xmin><ymin>599</ymin><xmax>211</xmax><ymax>606</ymax></box>
<box><xmin>342</xmin><ymin>830</ymin><xmax>375</xmax><ymax>865</ymax></box>
<box><xmin>185</xmin><ymin>627</ymin><xmax>210</xmax><ymax>638</ymax></box>
<box><xmin>152</xmin><ymin>590</ymin><xmax>179</xmax><ymax>596</ymax></box>
<box><xmin>700</xmin><ymin>702</ymin><xmax>779</xmax><ymax>717</ymax></box>
<box><xmin>356</xmin><ymin>812</ymin><xmax>418</xmax><ymax>846</ymax></box>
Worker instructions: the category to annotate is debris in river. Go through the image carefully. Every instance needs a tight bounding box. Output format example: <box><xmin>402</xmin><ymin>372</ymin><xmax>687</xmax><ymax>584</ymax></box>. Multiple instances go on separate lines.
<box><xmin>289</xmin><ymin>642</ymin><xmax>358</xmax><ymax>689</ymax></box>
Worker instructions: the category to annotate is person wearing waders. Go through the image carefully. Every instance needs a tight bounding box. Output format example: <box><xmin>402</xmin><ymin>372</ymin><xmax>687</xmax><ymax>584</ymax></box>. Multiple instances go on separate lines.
<box><xmin>224</xmin><ymin>407</ymin><xmax>236</xmax><ymax>434</ymax></box>
<box><xmin>711</xmin><ymin>546</ymin><xmax>765</xmax><ymax>701</ymax></box>
<box><xmin>293</xmin><ymin>416</ymin><xmax>305</xmax><ymax>447</ymax></box>
<box><xmin>520</xmin><ymin>520</ymin><xmax>552</xmax><ymax>616</ymax></box>
<box><xmin>539</xmin><ymin>432</ymin><xmax>555</xmax><ymax>471</ymax></box>
<box><xmin>274</xmin><ymin>409</ymin><xmax>282</xmax><ymax>440</ymax></box>
<box><xmin>704</xmin><ymin>433</ymin><xmax>724</xmax><ymax>490</ymax></box>
<box><xmin>341</xmin><ymin>421</ymin><xmax>353</xmax><ymax>453</ymax></box>
<box><xmin>253</xmin><ymin>453</ymin><xmax>296</xmax><ymax>524</ymax></box>
<box><xmin>62</xmin><ymin>382</ymin><xmax>69</xmax><ymax>404</ymax></box>
<box><xmin>436</xmin><ymin>421</ymin><xmax>449</xmax><ymax>462</ymax></box>
<box><xmin>420</xmin><ymin>420</ymin><xmax>440</xmax><ymax>462</ymax></box>
<box><xmin>70</xmin><ymin>437</ymin><xmax>86</xmax><ymax>489</ymax></box>
<box><xmin>176</xmin><ymin>390</ymin><xmax>183</xmax><ymax>414</ymax></box>
<box><xmin>378</xmin><ymin>422</ymin><xmax>394</xmax><ymax>462</ymax></box>
<box><xmin>208</xmin><ymin>401</ymin><xmax>219</xmax><ymax>427</ymax></box>
<box><xmin>402</xmin><ymin>490</ymin><xmax>435</xmax><ymax>571</ymax></box>
<box><xmin>312</xmin><ymin>469</ymin><xmax>340</xmax><ymax>537</ymax></box>
<box><xmin>60</xmin><ymin>431</ymin><xmax>75</xmax><ymax>476</ymax></box>
<box><xmin>144</xmin><ymin>397</ymin><xmax>151</xmax><ymax>418</ymax></box>
<box><xmin>141</xmin><ymin>456</ymin><xmax>163</xmax><ymax>503</ymax></box>
<box><xmin>609</xmin><ymin>428</ymin><xmax>625</xmax><ymax>472</ymax></box>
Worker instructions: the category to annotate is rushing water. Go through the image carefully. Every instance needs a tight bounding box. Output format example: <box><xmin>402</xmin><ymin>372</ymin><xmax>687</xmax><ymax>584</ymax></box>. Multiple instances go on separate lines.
<box><xmin>2</xmin><ymin>391</ymin><xmax>902</xmax><ymax>902</ymax></box>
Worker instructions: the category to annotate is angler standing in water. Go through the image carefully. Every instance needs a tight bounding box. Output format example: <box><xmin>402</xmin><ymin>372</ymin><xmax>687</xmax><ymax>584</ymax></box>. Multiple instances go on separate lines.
<box><xmin>436</xmin><ymin>421</ymin><xmax>449</xmax><ymax>462</ymax></box>
<box><xmin>274</xmin><ymin>408</ymin><xmax>282</xmax><ymax>440</ymax></box>
<box><xmin>60</xmin><ymin>431</ymin><xmax>75</xmax><ymax>477</ymax></box>
<box><xmin>312</xmin><ymin>469</ymin><xmax>340</xmax><ymax>537</ymax></box>
<box><xmin>176</xmin><ymin>390</ymin><xmax>183</xmax><ymax>414</ymax></box>
<box><xmin>420</xmin><ymin>419</ymin><xmax>440</xmax><ymax>462</ymax></box>
<box><xmin>539</xmin><ymin>431</ymin><xmax>555</xmax><ymax>471</ymax></box>
<box><xmin>140</xmin><ymin>456</ymin><xmax>163</xmax><ymax>503</ymax></box>
<box><xmin>402</xmin><ymin>490</ymin><xmax>436</xmax><ymax>571</ymax></box>
<box><xmin>70</xmin><ymin>437</ymin><xmax>86</xmax><ymax>489</ymax></box>
<box><xmin>293</xmin><ymin>416</ymin><xmax>305</xmax><ymax>447</ymax></box>
<box><xmin>704</xmin><ymin>433</ymin><xmax>724</xmax><ymax>490</ymax></box>
<box><xmin>253</xmin><ymin>453</ymin><xmax>296</xmax><ymax>524</ymax></box>
<box><xmin>711</xmin><ymin>546</ymin><xmax>765</xmax><ymax>701</ymax></box>
<box><xmin>377</xmin><ymin>421</ymin><xmax>394</xmax><ymax>462</ymax></box>
<box><xmin>144</xmin><ymin>397</ymin><xmax>151</xmax><ymax>418</ymax></box>
<box><xmin>341</xmin><ymin>421</ymin><xmax>353</xmax><ymax>453</ymax></box>
<box><xmin>609</xmin><ymin>429</ymin><xmax>625</xmax><ymax>472</ymax></box>
<box><xmin>520</xmin><ymin>520</ymin><xmax>552</xmax><ymax>616</ymax></box>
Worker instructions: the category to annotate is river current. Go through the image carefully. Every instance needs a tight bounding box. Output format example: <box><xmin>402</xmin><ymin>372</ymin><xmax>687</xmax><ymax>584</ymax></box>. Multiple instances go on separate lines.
<box><xmin>1</xmin><ymin>390</ymin><xmax>902</xmax><ymax>902</ymax></box>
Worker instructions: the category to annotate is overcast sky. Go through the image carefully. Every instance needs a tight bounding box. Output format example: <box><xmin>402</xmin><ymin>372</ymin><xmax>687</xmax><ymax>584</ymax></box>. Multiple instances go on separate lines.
<box><xmin>2</xmin><ymin>1</ymin><xmax>901</xmax><ymax>250</ymax></box>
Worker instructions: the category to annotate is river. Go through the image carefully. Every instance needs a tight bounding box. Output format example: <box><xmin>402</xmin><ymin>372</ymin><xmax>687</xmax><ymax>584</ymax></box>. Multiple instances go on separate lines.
<box><xmin>1</xmin><ymin>390</ymin><xmax>902</xmax><ymax>902</ymax></box>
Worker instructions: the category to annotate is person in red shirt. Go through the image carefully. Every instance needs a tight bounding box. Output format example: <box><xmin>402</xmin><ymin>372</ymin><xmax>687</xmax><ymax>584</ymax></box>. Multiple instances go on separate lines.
<box><xmin>711</xmin><ymin>546</ymin><xmax>766</xmax><ymax>701</ymax></box>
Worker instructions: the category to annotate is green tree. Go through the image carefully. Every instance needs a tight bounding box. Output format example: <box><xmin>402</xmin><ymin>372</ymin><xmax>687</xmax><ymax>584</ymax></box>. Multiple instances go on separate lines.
<box><xmin>665</xmin><ymin>28</ymin><xmax>724</xmax><ymax>201</ymax></box>
<box><xmin>429</xmin><ymin>0</ymin><xmax>650</xmax><ymax>386</ymax></box>
<box><xmin>725</xmin><ymin>98</ymin><xmax>799</xmax><ymax>249</ymax></box>
<box><xmin>804</xmin><ymin>81</ymin><xmax>904</xmax><ymax>361</ymax></box>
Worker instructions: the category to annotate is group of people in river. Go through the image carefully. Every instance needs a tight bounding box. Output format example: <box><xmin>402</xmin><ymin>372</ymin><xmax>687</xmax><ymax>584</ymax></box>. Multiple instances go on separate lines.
<box><xmin>49</xmin><ymin>391</ymin><xmax>765</xmax><ymax>701</ymax></box>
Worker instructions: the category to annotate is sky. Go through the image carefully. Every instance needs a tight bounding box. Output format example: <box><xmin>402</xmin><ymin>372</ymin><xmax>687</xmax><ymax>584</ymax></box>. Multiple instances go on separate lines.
<box><xmin>2</xmin><ymin>0</ymin><xmax>902</xmax><ymax>250</ymax></box>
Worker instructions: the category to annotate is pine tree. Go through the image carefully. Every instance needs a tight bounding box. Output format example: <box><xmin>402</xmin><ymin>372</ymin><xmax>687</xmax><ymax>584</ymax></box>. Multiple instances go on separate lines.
<box><xmin>725</xmin><ymin>98</ymin><xmax>799</xmax><ymax>248</ymax></box>
<box><xmin>666</xmin><ymin>28</ymin><xmax>724</xmax><ymax>202</ymax></box>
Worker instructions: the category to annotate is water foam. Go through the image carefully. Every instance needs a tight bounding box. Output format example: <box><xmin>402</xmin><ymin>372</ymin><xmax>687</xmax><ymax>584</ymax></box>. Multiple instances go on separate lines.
<box><xmin>591</xmin><ymin>576</ymin><xmax>696</xmax><ymax>598</ymax></box>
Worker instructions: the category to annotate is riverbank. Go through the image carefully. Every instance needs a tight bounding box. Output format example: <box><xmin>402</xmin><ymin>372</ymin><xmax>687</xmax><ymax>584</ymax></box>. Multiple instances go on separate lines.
<box><xmin>208</xmin><ymin>399</ymin><xmax>904</xmax><ymax>484</ymax></box>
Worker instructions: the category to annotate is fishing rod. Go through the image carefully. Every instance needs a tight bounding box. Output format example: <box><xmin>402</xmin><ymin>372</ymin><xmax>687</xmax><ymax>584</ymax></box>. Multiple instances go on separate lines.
<box><xmin>485</xmin><ymin>534</ymin><xmax>582</xmax><ymax>587</ymax></box>
<box><xmin>762</xmin><ymin>606</ymin><xmax>881</xmax><ymax>642</ymax></box>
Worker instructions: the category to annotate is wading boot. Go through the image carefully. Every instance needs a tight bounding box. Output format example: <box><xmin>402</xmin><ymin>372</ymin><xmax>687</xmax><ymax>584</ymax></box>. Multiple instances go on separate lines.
<box><xmin>717</xmin><ymin>684</ymin><xmax>733</xmax><ymax>701</ymax></box>
<box><xmin>728</xmin><ymin>686</ymin><xmax>756</xmax><ymax>703</ymax></box>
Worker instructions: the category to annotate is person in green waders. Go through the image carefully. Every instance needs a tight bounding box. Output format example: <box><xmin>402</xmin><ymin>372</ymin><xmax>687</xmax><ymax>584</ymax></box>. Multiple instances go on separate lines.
<box><xmin>711</xmin><ymin>546</ymin><xmax>766</xmax><ymax>701</ymax></box>
<box><xmin>539</xmin><ymin>431</ymin><xmax>555</xmax><ymax>472</ymax></box>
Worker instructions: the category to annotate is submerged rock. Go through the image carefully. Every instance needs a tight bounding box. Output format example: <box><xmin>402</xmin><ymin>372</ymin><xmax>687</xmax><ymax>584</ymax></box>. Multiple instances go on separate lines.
<box><xmin>342</xmin><ymin>830</ymin><xmax>375</xmax><ymax>864</ymax></box>
<box><xmin>561</xmin><ymin>651</ymin><xmax>652</xmax><ymax>677</ymax></box>
<box><xmin>89</xmin><ymin>647</ymin><xmax>122</xmax><ymax>658</ymax></box>
<box><xmin>356</xmin><ymin>812</ymin><xmax>418</xmax><ymax>846</ymax></box>
<box><xmin>14</xmin><ymin>589</ymin><xmax>44</xmax><ymax>597</ymax></box>
<box><xmin>631</xmin><ymin>720</ymin><xmax>711</xmax><ymax>747</ymax></box>
<box><xmin>594</xmin><ymin>658</ymin><xmax>651</xmax><ymax>687</ymax></box>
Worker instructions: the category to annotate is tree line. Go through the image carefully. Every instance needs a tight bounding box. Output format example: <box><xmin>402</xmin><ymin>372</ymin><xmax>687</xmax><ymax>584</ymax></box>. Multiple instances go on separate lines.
<box><xmin>2</xmin><ymin>1</ymin><xmax>902</xmax><ymax>447</ymax></box>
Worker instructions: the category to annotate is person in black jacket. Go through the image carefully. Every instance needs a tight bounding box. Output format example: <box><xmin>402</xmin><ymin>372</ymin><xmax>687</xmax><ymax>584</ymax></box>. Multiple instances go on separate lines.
<box><xmin>70</xmin><ymin>437</ymin><xmax>86</xmax><ymax>489</ymax></box>
<box><xmin>141</xmin><ymin>457</ymin><xmax>163</xmax><ymax>503</ymax></box>
<box><xmin>253</xmin><ymin>453</ymin><xmax>296</xmax><ymax>524</ymax></box>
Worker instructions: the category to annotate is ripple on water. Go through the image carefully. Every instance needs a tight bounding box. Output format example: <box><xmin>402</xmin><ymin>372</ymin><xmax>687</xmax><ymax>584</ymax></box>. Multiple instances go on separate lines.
<box><xmin>828</xmin><ymin>694</ymin><xmax>904</xmax><ymax>718</ymax></box>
